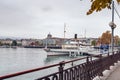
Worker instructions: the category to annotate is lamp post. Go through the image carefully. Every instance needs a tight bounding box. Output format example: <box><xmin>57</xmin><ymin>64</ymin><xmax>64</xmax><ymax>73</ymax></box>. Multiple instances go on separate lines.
<box><xmin>109</xmin><ymin>0</ymin><xmax>116</xmax><ymax>54</ymax></box>
<box><xmin>109</xmin><ymin>22</ymin><xmax>116</xmax><ymax>54</ymax></box>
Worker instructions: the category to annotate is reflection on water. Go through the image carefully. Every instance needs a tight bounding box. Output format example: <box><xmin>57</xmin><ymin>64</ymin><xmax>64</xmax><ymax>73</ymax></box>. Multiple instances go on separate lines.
<box><xmin>45</xmin><ymin>56</ymin><xmax>69</xmax><ymax>64</ymax></box>
<box><xmin>0</xmin><ymin>48</ymin><xmax>84</xmax><ymax>80</ymax></box>
<box><xmin>0</xmin><ymin>48</ymin><xmax>47</xmax><ymax>75</ymax></box>
<box><xmin>45</xmin><ymin>54</ymin><xmax>85</xmax><ymax>65</ymax></box>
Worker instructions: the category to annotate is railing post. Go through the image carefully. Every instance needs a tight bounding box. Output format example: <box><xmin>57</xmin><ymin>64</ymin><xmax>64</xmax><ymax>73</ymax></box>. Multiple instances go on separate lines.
<box><xmin>86</xmin><ymin>57</ymin><xmax>91</xmax><ymax>80</ymax></box>
<box><xmin>99</xmin><ymin>54</ymin><xmax>103</xmax><ymax>76</ymax></box>
<box><xmin>90</xmin><ymin>56</ymin><xmax>92</xmax><ymax>61</ymax></box>
<box><xmin>86</xmin><ymin>57</ymin><xmax>89</xmax><ymax>63</ymax></box>
<box><xmin>111</xmin><ymin>50</ymin><xmax>114</xmax><ymax>55</ymax></box>
<box><xmin>71</xmin><ymin>61</ymin><xmax>73</xmax><ymax>66</ymax></box>
<box><xmin>108</xmin><ymin>51</ymin><xmax>109</xmax><ymax>56</ymax></box>
<box><xmin>59</xmin><ymin>61</ymin><xmax>64</xmax><ymax>80</ymax></box>
<box><xmin>118</xmin><ymin>51</ymin><xmax>120</xmax><ymax>61</ymax></box>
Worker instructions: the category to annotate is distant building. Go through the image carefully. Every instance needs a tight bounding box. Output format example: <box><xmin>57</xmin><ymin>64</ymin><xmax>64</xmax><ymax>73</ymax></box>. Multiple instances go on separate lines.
<box><xmin>42</xmin><ymin>33</ymin><xmax>65</xmax><ymax>47</ymax></box>
<box><xmin>0</xmin><ymin>34</ymin><xmax>98</xmax><ymax>48</ymax></box>
<box><xmin>47</xmin><ymin>33</ymin><xmax>52</xmax><ymax>38</ymax></box>
<box><xmin>42</xmin><ymin>33</ymin><xmax>56</xmax><ymax>46</ymax></box>
<box><xmin>0</xmin><ymin>39</ymin><xmax>12</xmax><ymax>45</ymax></box>
<box><xmin>21</xmin><ymin>39</ymin><xmax>42</xmax><ymax>46</ymax></box>
<box><xmin>16</xmin><ymin>40</ymin><xmax>22</xmax><ymax>46</ymax></box>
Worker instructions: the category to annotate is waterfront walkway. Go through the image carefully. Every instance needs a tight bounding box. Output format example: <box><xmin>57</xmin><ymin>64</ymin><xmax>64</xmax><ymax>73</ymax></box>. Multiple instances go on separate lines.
<box><xmin>93</xmin><ymin>61</ymin><xmax>120</xmax><ymax>80</ymax></box>
<box><xmin>105</xmin><ymin>61</ymin><xmax>120</xmax><ymax>80</ymax></box>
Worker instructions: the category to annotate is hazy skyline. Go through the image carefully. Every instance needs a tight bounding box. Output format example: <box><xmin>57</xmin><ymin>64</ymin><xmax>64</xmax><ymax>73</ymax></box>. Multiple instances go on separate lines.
<box><xmin>0</xmin><ymin>0</ymin><xmax>120</xmax><ymax>39</ymax></box>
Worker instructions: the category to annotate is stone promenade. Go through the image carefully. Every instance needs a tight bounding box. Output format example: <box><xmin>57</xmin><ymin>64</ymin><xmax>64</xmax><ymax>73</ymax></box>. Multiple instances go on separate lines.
<box><xmin>106</xmin><ymin>61</ymin><xmax>120</xmax><ymax>80</ymax></box>
<box><xmin>93</xmin><ymin>61</ymin><xmax>120</xmax><ymax>80</ymax></box>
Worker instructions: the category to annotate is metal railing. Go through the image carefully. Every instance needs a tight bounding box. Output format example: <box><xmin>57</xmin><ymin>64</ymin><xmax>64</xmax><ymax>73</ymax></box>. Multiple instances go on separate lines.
<box><xmin>0</xmin><ymin>51</ymin><xmax>120</xmax><ymax>80</ymax></box>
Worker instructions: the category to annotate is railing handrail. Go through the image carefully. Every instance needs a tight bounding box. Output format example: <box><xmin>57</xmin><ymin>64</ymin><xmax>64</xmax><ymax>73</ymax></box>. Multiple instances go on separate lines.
<box><xmin>0</xmin><ymin>56</ymin><xmax>88</xmax><ymax>79</ymax></box>
<box><xmin>0</xmin><ymin>63</ymin><xmax>60</xmax><ymax>79</ymax></box>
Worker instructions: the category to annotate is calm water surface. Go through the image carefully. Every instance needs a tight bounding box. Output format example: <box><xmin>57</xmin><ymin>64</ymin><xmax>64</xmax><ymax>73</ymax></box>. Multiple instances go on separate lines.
<box><xmin>0</xmin><ymin>48</ymin><xmax>85</xmax><ymax>80</ymax></box>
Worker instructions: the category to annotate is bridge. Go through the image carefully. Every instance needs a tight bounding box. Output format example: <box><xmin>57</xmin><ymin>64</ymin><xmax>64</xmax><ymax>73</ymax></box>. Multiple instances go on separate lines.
<box><xmin>0</xmin><ymin>51</ymin><xmax>120</xmax><ymax>80</ymax></box>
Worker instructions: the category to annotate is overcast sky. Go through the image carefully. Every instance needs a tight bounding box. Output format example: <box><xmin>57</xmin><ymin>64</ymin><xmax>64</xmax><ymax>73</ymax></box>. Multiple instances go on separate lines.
<box><xmin>0</xmin><ymin>0</ymin><xmax>120</xmax><ymax>39</ymax></box>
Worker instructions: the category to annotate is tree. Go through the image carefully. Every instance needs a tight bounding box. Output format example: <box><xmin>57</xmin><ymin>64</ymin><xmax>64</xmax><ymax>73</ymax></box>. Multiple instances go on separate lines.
<box><xmin>117</xmin><ymin>40</ymin><xmax>120</xmax><ymax>46</ymax></box>
<box><xmin>11</xmin><ymin>40</ymin><xmax>17</xmax><ymax>46</ymax></box>
<box><xmin>87</xmin><ymin>0</ymin><xmax>120</xmax><ymax>15</ymax></box>
<box><xmin>0</xmin><ymin>41</ymin><xmax>2</xmax><ymax>46</ymax></box>
<box><xmin>100</xmin><ymin>31</ymin><xmax>111</xmax><ymax>44</ymax></box>
<box><xmin>114</xmin><ymin>35</ymin><xmax>120</xmax><ymax>45</ymax></box>
<box><xmin>98</xmin><ymin>30</ymin><xmax>120</xmax><ymax>45</ymax></box>
<box><xmin>91</xmin><ymin>40</ymin><xmax>96</xmax><ymax>46</ymax></box>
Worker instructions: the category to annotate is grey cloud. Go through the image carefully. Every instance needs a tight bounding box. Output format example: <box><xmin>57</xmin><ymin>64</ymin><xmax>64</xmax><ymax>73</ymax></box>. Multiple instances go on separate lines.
<box><xmin>0</xmin><ymin>0</ymin><xmax>119</xmax><ymax>38</ymax></box>
<box><xmin>42</xmin><ymin>6</ymin><xmax>52</xmax><ymax>12</ymax></box>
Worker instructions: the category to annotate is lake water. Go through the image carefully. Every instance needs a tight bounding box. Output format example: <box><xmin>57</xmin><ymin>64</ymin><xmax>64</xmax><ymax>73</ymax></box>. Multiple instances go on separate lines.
<box><xmin>0</xmin><ymin>48</ymin><xmax>85</xmax><ymax>80</ymax></box>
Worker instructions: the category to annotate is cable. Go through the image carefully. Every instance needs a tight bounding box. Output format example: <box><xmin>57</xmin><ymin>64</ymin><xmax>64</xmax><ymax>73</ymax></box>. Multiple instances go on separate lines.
<box><xmin>114</xmin><ymin>4</ymin><xmax>120</xmax><ymax>19</ymax></box>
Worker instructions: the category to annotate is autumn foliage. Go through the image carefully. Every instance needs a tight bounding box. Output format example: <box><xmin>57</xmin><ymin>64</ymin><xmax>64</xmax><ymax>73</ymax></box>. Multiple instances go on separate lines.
<box><xmin>98</xmin><ymin>30</ymin><xmax>120</xmax><ymax>45</ymax></box>
<box><xmin>98</xmin><ymin>31</ymin><xmax>111</xmax><ymax>44</ymax></box>
<box><xmin>87</xmin><ymin>0</ymin><xmax>120</xmax><ymax>15</ymax></box>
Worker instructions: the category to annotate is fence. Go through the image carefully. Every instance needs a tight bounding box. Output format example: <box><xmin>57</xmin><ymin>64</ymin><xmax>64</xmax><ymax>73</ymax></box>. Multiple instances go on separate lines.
<box><xmin>0</xmin><ymin>51</ymin><xmax>120</xmax><ymax>80</ymax></box>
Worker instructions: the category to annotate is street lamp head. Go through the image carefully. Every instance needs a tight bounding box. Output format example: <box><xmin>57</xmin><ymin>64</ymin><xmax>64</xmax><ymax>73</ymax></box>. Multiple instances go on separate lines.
<box><xmin>109</xmin><ymin>22</ymin><xmax>116</xmax><ymax>29</ymax></box>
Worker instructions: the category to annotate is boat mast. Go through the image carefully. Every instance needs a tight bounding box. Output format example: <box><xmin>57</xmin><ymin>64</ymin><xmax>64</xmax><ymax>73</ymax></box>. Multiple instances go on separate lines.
<box><xmin>45</xmin><ymin>38</ymin><xmax>48</xmax><ymax>49</ymax></box>
<box><xmin>64</xmin><ymin>23</ymin><xmax>66</xmax><ymax>39</ymax></box>
<box><xmin>84</xmin><ymin>29</ymin><xmax>86</xmax><ymax>39</ymax></box>
<box><xmin>63</xmin><ymin>23</ymin><xmax>66</xmax><ymax>49</ymax></box>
